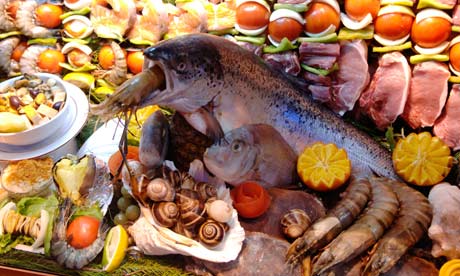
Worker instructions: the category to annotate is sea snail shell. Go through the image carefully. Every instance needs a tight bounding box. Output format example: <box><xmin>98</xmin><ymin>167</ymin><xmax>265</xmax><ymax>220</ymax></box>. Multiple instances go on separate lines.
<box><xmin>280</xmin><ymin>209</ymin><xmax>312</xmax><ymax>239</ymax></box>
<box><xmin>177</xmin><ymin>189</ymin><xmax>206</xmax><ymax>237</ymax></box>
<box><xmin>198</xmin><ymin>219</ymin><xmax>228</xmax><ymax>247</ymax></box>
<box><xmin>194</xmin><ymin>182</ymin><xmax>217</xmax><ymax>201</ymax></box>
<box><xmin>152</xmin><ymin>202</ymin><xmax>179</xmax><ymax>228</ymax></box>
<box><xmin>147</xmin><ymin>178</ymin><xmax>175</xmax><ymax>202</ymax></box>
<box><xmin>206</xmin><ymin>200</ymin><xmax>233</xmax><ymax>223</ymax></box>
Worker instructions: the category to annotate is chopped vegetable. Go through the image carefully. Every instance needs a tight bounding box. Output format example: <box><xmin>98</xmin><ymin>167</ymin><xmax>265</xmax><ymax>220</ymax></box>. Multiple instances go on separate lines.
<box><xmin>338</xmin><ymin>26</ymin><xmax>374</xmax><ymax>40</ymax></box>
<box><xmin>274</xmin><ymin>3</ymin><xmax>308</xmax><ymax>12</ymax></box>
<box><xmin>417</xmin><ymin>0</ymin><xmax>455</xmax><ymax>9</ymax></box>
<box><xmin>297</xmin><ymin>142</ymin><xmax>351</xmax><ymax>192</ymax></box>
<box><xmin>298</xmin><ymin>32</ymin><xmax>338</xmax><ymax>43</ymax></box>
<box><xmin>234</xmin><ymin>35</ymin><xmax>266</xmax><ymax>45</ymax></box>
<box><xmin>392</xmin><ymin>132</ymin><xmax>453</xmax><ymax>186</ymax></box>
<box><xmin>372</xmin><ymin>41</ymin><xmax>412</xmax><ymax>53</ymax></box>
<box><xmin>230</xmin><ymin>181</ymin><xmax>271</xmax><ymax>219</ymax></box>
<box><xmin>409</xmin><ymin>54</ymin><xmax>449</xmax><ymax>64</ymax></box>
<box><xmin>263</xmin><ymin>37</ymin><xmax>297</xmax><ymax>53</ymax></box>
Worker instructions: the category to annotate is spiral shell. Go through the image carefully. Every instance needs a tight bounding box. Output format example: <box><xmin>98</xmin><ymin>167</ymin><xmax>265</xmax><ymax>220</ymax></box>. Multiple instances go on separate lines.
<box><xmin>177</xmin><ymin>189</ymin><xmax>206</xmax><ymax>238</ymax></box>
<box><xmin>147</xmin><ymin>178</ymin><xmax>175</xmax><ymax>202</ymax></box>
<box><xmin>206</xmin><ymin>199</ymin><xmax>233</xmax><ymax>223</ymax></box>
<box><xmin>151</xmin><ymin>202</ymin><xmax>180</xmax><ymax>228</ymax></box>
<box><xmin>194</xmin><ymin>182</ymin><xmax>217</xmax><ymax>201</ymax></box>
<box><xmin>198</xmin><ymin>219</ymin><xmax>228</xmax><ymax>247</ymax></box>
<box><xmin>280</xmin><ymin>209</ymin><xmax>312</xmax><ymax>239</ymax></box>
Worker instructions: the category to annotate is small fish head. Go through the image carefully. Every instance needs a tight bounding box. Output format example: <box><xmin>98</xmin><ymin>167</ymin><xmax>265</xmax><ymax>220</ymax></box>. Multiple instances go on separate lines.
<box><xmin>143</xmin><ymin>34</ymin><xmax>225</xmax><ymax>113</ymax></box>
<box><xmin>203</xmin><ymin>127</ymin><xmax>258</xmax><ymax>184</ymax></box>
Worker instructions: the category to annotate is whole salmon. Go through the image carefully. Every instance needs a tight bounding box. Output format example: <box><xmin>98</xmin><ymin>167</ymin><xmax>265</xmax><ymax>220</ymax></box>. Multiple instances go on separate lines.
<box><xmin>91</xmin><ymin>34</ymin><xmax>397</xmax><ymax>179</ymax></box>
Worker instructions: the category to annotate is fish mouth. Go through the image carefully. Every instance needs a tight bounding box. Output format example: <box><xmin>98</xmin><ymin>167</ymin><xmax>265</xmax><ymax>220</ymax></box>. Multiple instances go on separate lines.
<box><xmin>139</xmin><ymin>59</ymin><xmax>171</xmax><ymax>107</ymax></box>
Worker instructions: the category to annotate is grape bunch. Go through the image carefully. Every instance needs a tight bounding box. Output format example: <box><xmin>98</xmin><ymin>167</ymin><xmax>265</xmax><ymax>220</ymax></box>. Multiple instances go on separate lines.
<box><xmin>114</xmin><ymin>186</ymin><xmax>141</xmax><ymax>225</ymax></box>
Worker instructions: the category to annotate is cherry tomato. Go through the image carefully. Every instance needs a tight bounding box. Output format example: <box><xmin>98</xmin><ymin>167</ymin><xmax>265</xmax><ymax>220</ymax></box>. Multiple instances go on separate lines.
<box><xmin>304</xmin><ymin>2</ymin><xmax>340</xmax><ymax>34</ymax></box>
<box><xmin>375</xmin><ymin>13</ymin><xmax>413</xmax><ymax>40</ymax></box>
<box><xmin>230</xmin><ymin>181</ymin><xmax>271</xmax><ymax>219</ymax></box>
<box><xmin>35</xmin><ymin>4</ymin><xmax>63</xmax><ymax>28</ymax></box>
<box><xmin>268</xmin><ymin>17</ymin><xmax>303</xmax><ymax>43</ymax></box>
<box><xmin>108</xmin><ymin>146</ymin><xmax>140</xmax><ymax>177</ymax></box>
<box><xmin>236</xmin><ymin>2</ymin><xmax>270</xmax><ymax>30</ymax></box>
<box><xmin>6</xmin><ymin>0</ymin><xmax>20</xmax><ymax>20</ymax></box>
<box><xmin>411</xmin><ymin>17</ymin><xmax>451</xmax><ymax>48</ymax></box>
<box><xmin>11</xmin><ymin>41</ymin><xmax>28</xmax><ymax>62</ymax></box>
<box><xmin>127</xmin><ymin>51</ymin><xmax>144</xmax><ymax>74</ymax></box>
<box><xmin>66</xmin><ymin>216</ymin><xmax>100</xmax><ymax>249</ymax></box>
<box><xmin>67</xmin><ymin>49</ymin><xmax>91</xmax><ymax>68</ymax></box>
<box><xmin>450</xmin><ymin>43</ymin><xmax>460</xmax><ymax>71</ymax></box>
<box><xmin>344</xmin><ymin>0</ymin><xmax>380</xmax><ymax>21</ymax></box>
<box><xmin>37</xmin><ymin>49</ymin><xmax>65</xmax><ymax>74</ymax></box>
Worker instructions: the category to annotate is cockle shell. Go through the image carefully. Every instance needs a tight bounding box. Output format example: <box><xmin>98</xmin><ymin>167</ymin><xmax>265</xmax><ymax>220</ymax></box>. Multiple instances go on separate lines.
<box><xmin>146</xmin><ymin>178</ymin><xmax>175</xmax><ymax>202</ymax></box>
<box><xmin>280</xmin><ymin>209</ymin><xmax>312</xmax><ymax>239</ymax></box>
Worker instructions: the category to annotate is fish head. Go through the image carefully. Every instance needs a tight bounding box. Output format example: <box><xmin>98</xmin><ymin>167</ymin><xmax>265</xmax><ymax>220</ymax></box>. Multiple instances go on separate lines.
<box><xmin>204</xmin><ymin>127</ymin><xmax>258</xmax><ymax>184</ymax></box>
<box><xmin>143</xmin><ymin>34</ymin><xmax>225</xmax><ymax>113</ymax></box>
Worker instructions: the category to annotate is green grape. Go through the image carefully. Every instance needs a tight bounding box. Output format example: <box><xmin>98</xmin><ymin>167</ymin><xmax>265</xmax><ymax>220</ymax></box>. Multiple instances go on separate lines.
<box><xmin>121</xmin><ymin>186</ymin><xmax>133</xmax><ymax>199</ymax></box>
<box><xmin>126</xmin><ymin>205</ymin><xmax>141</xmax><ymax>221</ymax></box>
<box><xmin>114</xmin><ymin>212</ymin><xmax>128</xmax><ymax>225</ymax></box>
<box><xmin>117</xmin><ymin>197</ymin><xmax>131</xmax><ymax>211</ymax></box>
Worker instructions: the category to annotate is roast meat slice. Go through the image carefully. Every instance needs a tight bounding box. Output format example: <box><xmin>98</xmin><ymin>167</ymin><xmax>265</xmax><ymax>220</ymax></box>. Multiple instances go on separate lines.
<box><xmin>454</xmin><ymin>5</ymin><xmax>460</xmax><ymax>25</ymax></box>
<box><xmin>262</xmin><ymin>51</ymin><xmax>301</xmax><ymax>76</ymax></box>
<box><xmin>299</xmin><ymin>42</ymin><xmax>340</xmax><ymax>57</ymax></box>
<box><xmin>359</xmin><ymin>51</ymin><xmax>410</xmax><ymax>130</ymax></box>
<box><xmin>330</xmin><ymin>39</ymin><xmax>370</xmax><ymax>115</ymax></box>
<box><xmin>402</xmin><ymin>61</ymin><xmax>450</xmax><ymax>129</ymax></box>
<box><xmin>434</xmin><ymin>84</ymin><xmax>460</xmax><ymax>150</ymax></box>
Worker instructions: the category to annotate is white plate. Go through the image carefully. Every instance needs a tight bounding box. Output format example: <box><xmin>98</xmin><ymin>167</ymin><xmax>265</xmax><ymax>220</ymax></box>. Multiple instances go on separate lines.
<box><xmin>0</xmin><ymin>82</ymin><xmax>89</xmax><ymax>161</ymax></box>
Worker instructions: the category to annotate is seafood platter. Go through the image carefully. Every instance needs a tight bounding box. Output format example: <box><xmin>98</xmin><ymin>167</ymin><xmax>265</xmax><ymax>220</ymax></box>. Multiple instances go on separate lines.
<box><xmin>2</xmin><ymin>0</ymin><xmax>460</xmax><ymax>275</ymax></box>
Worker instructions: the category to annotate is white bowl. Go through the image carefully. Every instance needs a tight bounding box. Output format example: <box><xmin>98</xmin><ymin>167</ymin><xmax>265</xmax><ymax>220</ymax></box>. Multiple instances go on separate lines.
<box><xmin>0</xmin><ymin>73</ymin><xmax>71</xmax><ymax>146</ymax></box>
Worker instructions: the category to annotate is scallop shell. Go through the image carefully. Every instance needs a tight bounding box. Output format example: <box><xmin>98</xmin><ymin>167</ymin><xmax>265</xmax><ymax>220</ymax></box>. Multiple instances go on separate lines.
<box><xmin>280</xmin><ymin>209</ymin><xmax>312</xmax><ymax>239</ymax></box>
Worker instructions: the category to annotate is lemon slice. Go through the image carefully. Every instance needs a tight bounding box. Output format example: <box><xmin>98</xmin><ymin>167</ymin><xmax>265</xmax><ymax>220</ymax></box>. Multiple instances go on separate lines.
<box><xmin>102</xmin><ymin>225</ymin><xmax>129</xmax><ymax>272</ymax></box>
<box><xmin>297</xmin><ymin>142</ymin><xmax>351</xmax><ymax>192</ymax></box>
<box><xmin>392</xmin><ymin>132</ymin><xmax>453</xmax><ymax>186</ymax></box>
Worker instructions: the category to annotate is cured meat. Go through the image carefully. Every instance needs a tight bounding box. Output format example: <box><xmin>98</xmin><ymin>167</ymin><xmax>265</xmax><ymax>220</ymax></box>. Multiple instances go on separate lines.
<box><xmin>359</xmin><ymin>51</ymin><xmax>411</xmax><ymax>130</ymax></box>
<box><xmin>300</xmin><ymin>56</ymin><xmax>337</xmax><ymax>70</ymax></box>
<box><xmin>330</xmin><ymin>40</ymin><xmax>370</xmax><ymax>115</ymax></box>
<box><xmin>302</xmin><ymin>71</ymin><xmax>332</xmax><ymax>86</ymax></box>
<box><xmin>239</xmin><ymin>188</ymin><xmax>325</xmax><ymax>239</ymax></box>
<box><xmin>454</xmin><ymin>5</ymin><xmax>460</xmax><ymax>26</ymax></box>
<box><xmin>402</xmin><ymin>61</ymin><xmax>450</xmax><ymax>129</ymax></box>
<box><xmin>262</xmin><ymin>51</ymin><xmax>301</xmax><ymax>76</ymax></box>
<box><xmin>428</xmin><ymin>183</ymin><xmax>460</xmax><ymax>259</ymax></box>
<box><xmin>434</xmin><ymin>84</ymin><xmax>460</xmax><ymax>150</ymax></box>
<box><xmin>299</xmin><ymin>42</ymin><xmax>340</xmax><ymax>57</ymax></box>
<box><xmin>196</xmin><ymin>232</ymin><xmax>301</xmax><ymax>276</ymax></box>
<box><xmin>309</xmin><ymin>85</ymin><xmax>332</xmax><ymax>103</ymax></box>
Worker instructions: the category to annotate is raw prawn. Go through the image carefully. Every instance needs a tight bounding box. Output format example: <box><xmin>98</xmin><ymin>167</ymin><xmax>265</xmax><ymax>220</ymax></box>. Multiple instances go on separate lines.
<box><xmin>165</xmin><ymin>0</ymin><xmax>208</xmax><ymax>39</ymax></box>
<box><xmin>51</xmin><ymin>198</ymin><xmax>108</xmax><ymax>269</ymax></box>
<box><xmin>312</xmin><ymin>177</ymin><xmax>400</xmax><ymax>276</ymax></box>
<box><xmin>0</xmin><ymin>0</ymin><xmax>16</xmax><ymax>32</ymax></box>
<box><xmin>90</xmin><ymin>0</ymin><xmax>136</xmax><ymax>41</ymax></box>
<box><xmin>0</xmin><ymin>36</ymin><xmax>19</xmax><ymax>76</ymax></box>
<box><xmin>94</xmin><ymin>41</ymin><xmax>128</xmax><ymax>86</ymax></box>
<box><xmin>286</xmin><ymin>178</ymin><xmax>372</xmax><ymax>265</ymax></box>
<box><xmin>19</xmin><ymin>45</ymin><xmax>49</xmax><ymax>74</ymax></box>
<box><xmin>127</xmin><ymin>0</ymin><xmax>168</xmax><ymax>45</ymax></box>
<box><xmin>362</xmin><ymin>179</ymin><xmax>432</xmax><ymax>276</ymax></box>
<box><xmin>15</xmin><ymin>0</ymin><xmax>59</xmax><ymax>38</ymax></box>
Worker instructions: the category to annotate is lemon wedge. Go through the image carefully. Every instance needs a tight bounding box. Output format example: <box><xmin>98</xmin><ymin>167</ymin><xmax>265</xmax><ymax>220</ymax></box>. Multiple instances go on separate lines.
<box><xmin>102</xmin><ymin>225</ymin><xmax>129</xmax><ymax>272</ymax></box>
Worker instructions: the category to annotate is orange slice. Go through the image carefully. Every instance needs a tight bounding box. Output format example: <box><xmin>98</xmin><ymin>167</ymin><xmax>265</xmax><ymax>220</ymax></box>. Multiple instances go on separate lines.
<box><xmin>297</xmin><ymin>142</ymin><xmax>351</xmax><ymax>192</ymax></box>
<box><xmin>392</xmin><ymin>132</ymin><xmax>453</xmax><ymax>186</ymax></box>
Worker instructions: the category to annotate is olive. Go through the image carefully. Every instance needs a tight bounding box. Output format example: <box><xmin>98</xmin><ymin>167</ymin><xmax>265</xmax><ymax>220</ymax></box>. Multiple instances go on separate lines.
<box><xmin>29</xmin><ymin>89</ymin><xmax>40</xmax><ymax>99</ymax></box>
<box><xmin>52</xmin><ymin>101</ymin><xmax>64</xmax><ymax>110</ymax></box>
<box><xmin>9</xmin><ymin>96</ymin><xmax>21</xmax><ymax>109</ymax></box>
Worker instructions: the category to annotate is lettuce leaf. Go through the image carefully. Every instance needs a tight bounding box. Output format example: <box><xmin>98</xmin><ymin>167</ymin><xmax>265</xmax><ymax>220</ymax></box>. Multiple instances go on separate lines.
<box><xmin>0</xmin><ymin>233</ymin><xmax>35</xmax><ymax>254</ymax></box>
<box><xmin>72</xmin><ymin>204</ymin><xmax>103</xmax><ymax>221</ymax></box>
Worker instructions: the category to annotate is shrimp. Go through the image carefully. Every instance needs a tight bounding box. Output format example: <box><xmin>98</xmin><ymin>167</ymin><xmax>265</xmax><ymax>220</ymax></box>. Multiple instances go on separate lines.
<box><xmin>0</xmin><ymin>36</ymin><xmax>19</xmax><ymax>76</ymax></box>
<box><xmin>19</xmin><ymin>45</ymin><xmax>49</xmax><ymax>74</ymax></box>
<box><xmin>90</xmin><ymin>0</ymin><xmax>137</xmax><ymax>41</ymax></box>
<box><xmin>94</xmin><ymin>41</ymin><xmax>128</xmax><ymax>86</ymax></box>
<box><xmin>51</xmin><ymin>198</ymin><xmax>108</xmax><ymax>269</ymax></box>
<box><xmin>165</xmin><ymin>0</ymin><xmax>208</xmax><ymax>39</ymax></box>
<box><xmin>15</xmin><ymin>0</ymin><xmax>59</xmax><ymax>38</ymax></box>
<box><xmin>362</xmin><ymin>179</ymin><xmax>432</xmax><ymax>276</ymax></box>
<box><xmin>286</xmin><ymin>178</ymin><xmax>372</xmax><ymax>265</ymax></box>
<box><xmin>127</xmin><ymin>0</ymin><xmax>168</xmax><ymax>45</ymax></box>
<box><xmin>0</xmin><ymin>0</ymin><xmax>16</xmax><ymax>32</ymax></box>
<box><xmin>311</xmin><ymin>177</ymin><xmax>400</xmax><ymax>276</ymax></box>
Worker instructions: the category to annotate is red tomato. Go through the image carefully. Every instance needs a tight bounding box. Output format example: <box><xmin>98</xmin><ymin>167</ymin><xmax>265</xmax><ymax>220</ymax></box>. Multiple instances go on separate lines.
<box><xmin>304</xmin><ymin>2</ymin><xmax>340</xmax><ymax>34</ymax></box>
<box><xmin>108</xmin><ymin>146</ymin><xmax>140</xmax><ymax>177</ymax></box>
<box><xmin>345</xmin><ymin>0</ymin><xmax>380</xmax><ymax>21</ymax></box>
<box><xmin>230</xmin><ymin>181</ymin><xmax>271</xmax><ymax>219</ymax></box>
<box><xmin>66</xmin><ymin>216</ymin><xmax>100</xmax><ymax>249</ymax></box>
<box><xmin>411</xmin><ymin>17</ymin><xmax>451</xmax><ymax>48</ymax></box>
<box><xmin>35</xmin><ymin>4</ymin><xmax>63</xmax><ymax>28</ymax></box>
<box><xmin>375</xmin><ymin>13</ymin><xmax>413</xmax><ymax>40</ymax></box>
<box><xmin>236</xmin><ymin>2</ymin><xmax>270</xmax><ymax>30</ymax></box>
<box><xmin>37</xmin><ymin>49</ymin><xmax>65</xmax><ymax>74</ymax></box>
<box><xmin>450</xmin><ymin>43</ymin><xmax>460</xmax><ymax>71</ymax></box>
<box><xmin>268</xmin><ymin>17</ymin><xmax>303</xmax><ymax>43</ymax></box>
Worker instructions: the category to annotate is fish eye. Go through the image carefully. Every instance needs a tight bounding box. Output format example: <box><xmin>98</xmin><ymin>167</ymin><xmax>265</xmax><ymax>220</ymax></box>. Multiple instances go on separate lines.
<box><xmin>177</xmin><ymin>62</ymin><xmax>186</xmax><ymax>71</ymax></box>
<box><xmin>231</xmin><ymin>141</ymin><xmax>242</xmax><ymax>152</ymax></box>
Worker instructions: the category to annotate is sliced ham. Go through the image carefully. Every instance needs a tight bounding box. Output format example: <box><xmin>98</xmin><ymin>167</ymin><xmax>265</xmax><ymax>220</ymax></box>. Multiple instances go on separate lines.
<box><xmin>300</xmin><ymin>56</ymin><xmax>337</xmax><ymax>70</ymax></box>
<box><xmin>330</xmin><ymin>40</ymin><xmax>370</xmax><ymax>115</ymax></box>
<box><xmin>359</xmin><ymin>52</ymin><xmax>411</xmax><ymax>130</ymax></box>
<box><xmin>309</xmin><ymin>85</ymin><xmax>332</xmax><ymax>103</ymax></box>
<box><xmin>434</xmin><ymin>84</ymin><xmax>460</xmax><ymax>150</ymax></box>
<box><xmin>262</xmin><ymin>51</ymin><xmax>301</xmax><ymax>76</ymax></box>
<box><xmin>299</xmin><ymin>42</ymin><xmax>340</xmax><ymax>57</ymax></box>
<box><xmin>302</xmin><ymin>71</ymin><xmax>332</xmax><ymax>86</ymax></box>
<box><xmin>453</xmin><ymin>5</ymin><xmax>460</xmax><ymax>25</ymax></box>
<box><xmin>402</xmin><ymin>61</ymin><xmax>450</xmax><ymax>129</ymax></box>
